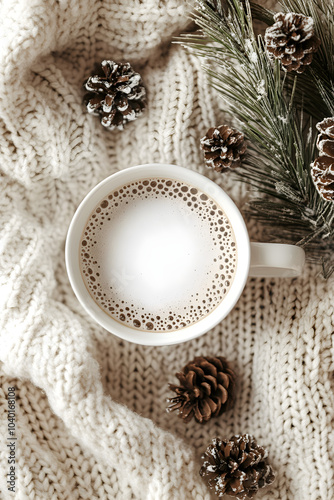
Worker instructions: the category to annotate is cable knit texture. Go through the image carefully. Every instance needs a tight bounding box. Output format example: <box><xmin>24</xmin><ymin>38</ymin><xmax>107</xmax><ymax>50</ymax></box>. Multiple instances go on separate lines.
<box><xmin>0</xmin><ymin>1</ymin><xmax>334</xmax><ymax>499</ymax></box>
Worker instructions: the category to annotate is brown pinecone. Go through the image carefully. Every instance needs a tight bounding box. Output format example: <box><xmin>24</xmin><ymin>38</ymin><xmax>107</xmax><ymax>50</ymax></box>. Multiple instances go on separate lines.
<box><xmin>200</xmin><ymin>126</ymin><xmax>246</xmax><ymax>172</ymax></box>
<box><xmin>311</xmin><ymin>118</ymin><xmax>334</xmax><ymax>202</ymax></box>
<box><xmin>83</xmin><ymin>60</ymin><xmax>146</xmax><ymax>130</ymax></box>
<box><xmin>315</xmin><ymin>117</ymin><xmax>334</xmax><ymax>157</ymax></box>
<box><xmin>265</xmin><ymin>12</ymin><xmax>320</xmax><ymax>73</ymax></box>
<box><xmin>200</xmin><ymin>435</ymin><xmax>275</xmax><ymax>500</ymax></box>
<box><xmin>311</xmin><ymin>156</ymin><xmax>334</xmax><ymax>202</ymax></box>
<box><xmin>167</xmin><ymin>356</ymin><xmax>236</xmax><ymax>424</ymax></box>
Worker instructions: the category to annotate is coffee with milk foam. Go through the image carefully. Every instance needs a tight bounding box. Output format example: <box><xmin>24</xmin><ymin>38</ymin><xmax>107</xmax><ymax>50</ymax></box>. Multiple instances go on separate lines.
<box><xmin>80</xmin><ymin>178</ymin><xmax>237</xmax><ymax>332</ymax></box>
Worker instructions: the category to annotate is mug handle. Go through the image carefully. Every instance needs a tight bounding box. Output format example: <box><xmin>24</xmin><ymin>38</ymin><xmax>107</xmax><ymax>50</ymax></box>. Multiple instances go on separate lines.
<box><xmin>249</xmin><ymin>242</ymin><xmax>305</xmax><ymax>278</ymax></box>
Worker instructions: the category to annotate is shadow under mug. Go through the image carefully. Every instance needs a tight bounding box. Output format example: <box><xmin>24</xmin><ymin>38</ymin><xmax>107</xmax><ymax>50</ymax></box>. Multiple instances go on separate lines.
<box><xmin>65</xmin><ymin>164</ymin><xmax>305</xmax><ymax>346</ymax></box>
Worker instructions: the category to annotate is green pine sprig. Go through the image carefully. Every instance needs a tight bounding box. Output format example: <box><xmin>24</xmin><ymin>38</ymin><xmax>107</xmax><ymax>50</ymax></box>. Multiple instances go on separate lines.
<box><xmin>280</xmin><ymin>0</ymin><xmax>334</xmax><ymax>118</ymax></box>
<box><xmin>180</xmin><ymin>0</ymin><xmax>334</xmax><ymax>276</ymax></box>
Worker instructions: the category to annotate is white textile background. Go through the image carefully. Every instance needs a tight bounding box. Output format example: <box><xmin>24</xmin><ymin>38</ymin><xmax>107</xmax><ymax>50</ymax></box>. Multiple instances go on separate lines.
<box><xmin>0</xmin><ymin>1</ymin><xmax>334</xmax><ymax>499</ymax></box>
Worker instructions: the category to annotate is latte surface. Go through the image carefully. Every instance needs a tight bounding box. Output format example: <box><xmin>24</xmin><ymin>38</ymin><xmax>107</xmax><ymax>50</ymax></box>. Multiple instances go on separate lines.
<box><xmin>80</xmin><ymin>178</ymin><xmax>237</xmax><ymax>332</ymax></box>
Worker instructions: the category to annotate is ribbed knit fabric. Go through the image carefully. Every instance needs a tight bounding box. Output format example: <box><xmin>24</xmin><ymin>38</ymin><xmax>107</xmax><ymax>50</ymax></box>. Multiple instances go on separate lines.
<box><xmin>0</xmin><ymin>1</ymin><xmax>334</xmax><ymax>499</ymax></box>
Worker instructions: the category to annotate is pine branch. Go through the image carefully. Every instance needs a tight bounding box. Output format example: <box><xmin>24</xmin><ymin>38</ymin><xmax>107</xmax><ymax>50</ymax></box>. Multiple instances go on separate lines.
<box><xmin>279</xmin><ymin>0</ymin><xmax>334</xmax><ymax>117</ymax></box>
<box><xmin>250</xmin><ymin>0</ymin><xmax>332</xmax><ymax>120</ymax></box>
<box><xmin>280</xmin><ymin>0</ymin><xmax>334</xmax><ymax>74</ymax></box>
<box><xmin>249</xmin><ymin>2</ymin><xmax>275</xmax><ymax>26</ymax></box>
<box><xmin>180</xmin><ymin>0</ymin><xmax>334</xmax><ymax>273</ymax></box>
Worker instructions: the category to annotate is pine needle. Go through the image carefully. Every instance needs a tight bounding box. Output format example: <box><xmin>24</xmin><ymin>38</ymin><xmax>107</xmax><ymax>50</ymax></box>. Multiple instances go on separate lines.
<box><xmin>180</xmin><ymin>0</ymin><xmax>334</xmax><ymax>275</ymax></box>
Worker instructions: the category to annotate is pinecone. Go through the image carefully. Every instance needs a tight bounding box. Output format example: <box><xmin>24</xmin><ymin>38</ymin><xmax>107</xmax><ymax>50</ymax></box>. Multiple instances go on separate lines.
<box><xmin>167</xmin><ymin>356</ymin><xmax>236</xmax><ymax>424</ymax></box>
<box><xmin>311</xmin><ymin>118</ymin><xmax>334</xmax><ymax>202</ymax></box>
<box><xmin>200</xmin><ymin>435</ymin><xmax>275</xmax><ymax>500</ymax></box>
<box><xmin>200</xmin><ymin>126</ymin><xmax>246</xmax><ymax>172</ymax></box>
<box><xmin>83</xmin><ymin>60</ymin><xmax>146</xmax><ymax>130</ymax></box>
<box><xmin>316</xmin><ymin>117</ymin><xmax>334</xmax><ymax>157</ymax></box>
<box><xmin>265</xmin><ymin>12</ymin><xmax>320</xmax><ymax>73</ymax></box>
<box><xmin>311</xmin><ymin>157</ymin><xmax>334</xmax><ymax>201</ymax></box>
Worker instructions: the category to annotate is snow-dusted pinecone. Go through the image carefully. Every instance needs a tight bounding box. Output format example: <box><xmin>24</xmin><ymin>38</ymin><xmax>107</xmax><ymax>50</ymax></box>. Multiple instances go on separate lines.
<box><xmin>265</xmin><ymin>12</ymin><xmax>320</xmax><ymax>73</ymax></box>
<box><xmin>311</xmin><ymin>117</ymin><xmax>334</xmax><ymax>202</ymax></box>
<box><xmin>200</xmin><ymin>435</ymin><xmax>275</xmax><ymax>499</ymax></box>
<box><xmin>200</xmin><ymin>125</ymin><xmax>246</xmax><ymax>172</ymax></box>
<box><xmin>83</xmin><ymin>60</ymin><xmax>146</xmax><ymax>130</ymax></box>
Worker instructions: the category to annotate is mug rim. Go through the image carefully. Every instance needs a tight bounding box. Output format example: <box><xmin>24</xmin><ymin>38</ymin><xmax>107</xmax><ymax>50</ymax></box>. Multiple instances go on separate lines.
<box><xmin>65</xmin><ymin>163</ymin><xmax>250</xmax><ymax>345</ymax></box>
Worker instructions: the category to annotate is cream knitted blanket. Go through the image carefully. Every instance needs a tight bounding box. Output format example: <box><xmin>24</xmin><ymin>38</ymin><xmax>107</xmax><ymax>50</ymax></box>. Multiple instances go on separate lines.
<box><xmin>1</xmin><ymin>1</ymin><xmax>334</xmax><ymax>499</ymax></box>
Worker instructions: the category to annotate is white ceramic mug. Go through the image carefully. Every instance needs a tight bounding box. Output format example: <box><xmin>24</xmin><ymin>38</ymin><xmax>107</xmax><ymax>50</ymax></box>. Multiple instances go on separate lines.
<box><xmin>65</xmin><ymin>164</ymin><xmax>305</xmax><ymax>346</ymax></box>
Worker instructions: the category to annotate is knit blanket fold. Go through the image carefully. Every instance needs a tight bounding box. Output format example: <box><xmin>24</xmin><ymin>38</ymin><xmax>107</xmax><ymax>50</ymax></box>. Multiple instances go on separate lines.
<box><xmin>1</xmin><ymin>1</ymin><xmax>334</xmax><ymax>499</ymax></box>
